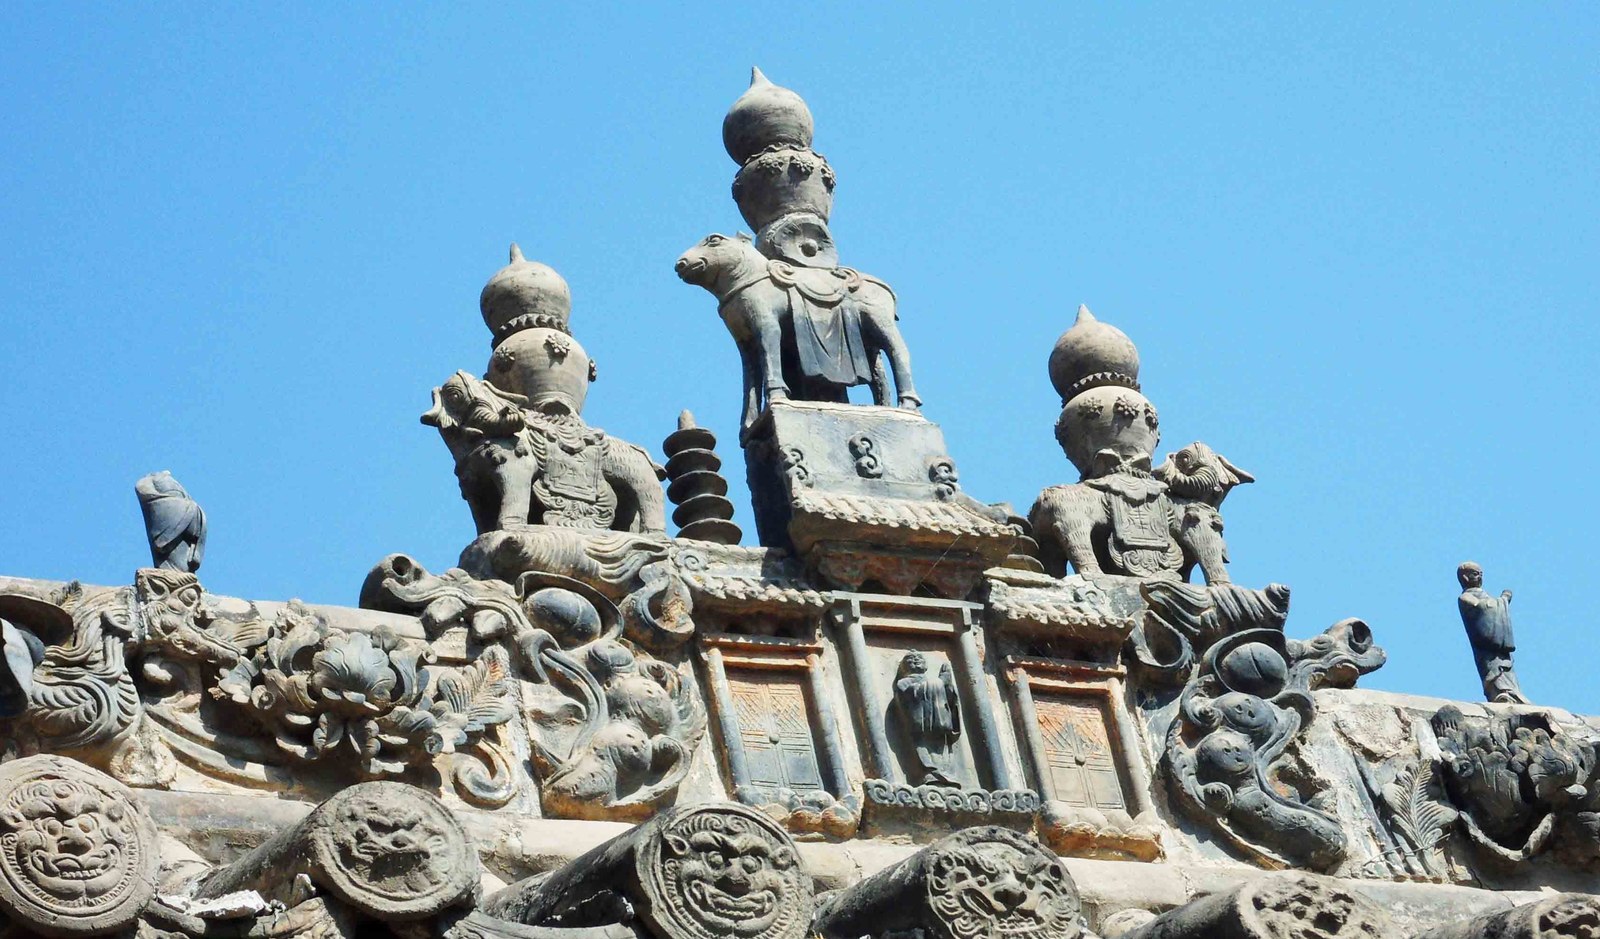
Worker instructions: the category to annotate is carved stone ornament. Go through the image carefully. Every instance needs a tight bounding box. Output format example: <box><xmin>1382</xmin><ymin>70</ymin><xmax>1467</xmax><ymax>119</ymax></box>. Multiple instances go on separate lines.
<box><xmin>485</xmin><ymin>802</ymin><xmax>812</xmax><ymax>939</ymax></box>
<box><xmin>1163</xmin><ymin>622</ymin><xmax>1385</xmax><ymax>871</ymax></box>
<box><xmin>134</xmin><ymin>471</ymin><xmax>206</xmax><ymax>573</ymax></box>
<box><xmin>814</xmin><ymin>827</ymin><xmax>1082</xmax><ymax>939</ymax></box>
<box><xmin>1413</xmin><ymin>894</ymin><xmax>1600</xmax><ymax>939</ymax></box>
<box><xmin>700</xmin><ymin>632</ymin><xmax>860</xmax><ymax>837</ymax></box>
<box><xmin>194</xmin><ymin>780</ymin><xmax>478</xmax><ymax>921</ymax></box>
<box><xmin>1456</xmin><ymin>562</ymin><xmax>1529</xmax><ymax>705</ymax></box>
<box><xmin>368</xmin><ymin>558</ymin><xmax>706</xmax><ymax>820</ymax></box>
<box><xmin>0</xmin><ymin>755</ymin><xmax>159</xmax><ymax>937</ymax></box>
<box><xmin>677</xmin><ymin>69</ymin><xmax>922</xmax><ymax>433</ymax></box>
<box><xmin>1118</xmin><ymin>874</ymin><xmax>1390</xmax><ymax>939</ymax></box>
<box><xmin>1428</xmin><ymin>704</ymin><xmax>1600</xmax><ymax>868</ymax></box>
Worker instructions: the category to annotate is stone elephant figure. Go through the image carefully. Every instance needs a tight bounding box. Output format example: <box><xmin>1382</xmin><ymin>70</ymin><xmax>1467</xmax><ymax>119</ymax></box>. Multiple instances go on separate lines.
<box><xmin>423</xmin><ymin>371</ymin><xmax>666</xmax><ymax>534</ymax></box>
<box><xmin>675</xmin><ymin>232</ymin><xmax>920</xmax><ymax>438</ymax></box>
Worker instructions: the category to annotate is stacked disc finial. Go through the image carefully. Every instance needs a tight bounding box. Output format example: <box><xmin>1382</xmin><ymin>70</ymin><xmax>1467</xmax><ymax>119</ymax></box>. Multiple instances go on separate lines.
<box><xmin>663</xmin><ymin>411</ymin><xmax>741</xmax><ymax>544</ymax></box>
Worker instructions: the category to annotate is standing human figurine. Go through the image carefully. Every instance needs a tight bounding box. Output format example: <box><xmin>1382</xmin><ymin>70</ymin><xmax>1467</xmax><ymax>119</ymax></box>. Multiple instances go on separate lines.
<box><xmin>135</xmin><ymin>470</ymin><xmax>207</xmax><ymax>573</ymax></box>
<box><xmin>1456</xmin><ymin>561</ymin><xmax>1529</xmax><ymax>704</ymax></box>
<box><xmin>892</xmin><ymin>651</ymin><xmax>962</xmax><ymax>786</ymax></box>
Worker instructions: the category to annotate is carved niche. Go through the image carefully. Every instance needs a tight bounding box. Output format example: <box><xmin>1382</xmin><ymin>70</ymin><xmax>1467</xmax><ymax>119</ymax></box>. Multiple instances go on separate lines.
<box><xmin>829</xmin><ymin>594</ymin><xmax>1036</xmax><ymax>825</ymax></box>
<box><xmin>700</xmin><ymin>631</ymin><xmax>859</xmax><ymax>836</ymax></box>
<box><xmin>1005</xmin><ymin>656</ymin><xmax>1162</xmax><ymax>861</ymax></box>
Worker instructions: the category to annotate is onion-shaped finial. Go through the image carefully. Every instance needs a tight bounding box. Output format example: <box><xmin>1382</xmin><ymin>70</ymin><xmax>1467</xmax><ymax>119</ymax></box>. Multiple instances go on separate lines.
<box><xmin>722</xmin><ymin>66</ymin><xmax>815</xmax><ymax>165</ymax></box>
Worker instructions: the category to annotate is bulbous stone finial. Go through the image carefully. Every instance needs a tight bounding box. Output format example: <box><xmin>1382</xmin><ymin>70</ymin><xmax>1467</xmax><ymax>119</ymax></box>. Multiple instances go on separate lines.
<box><xmin>1048</xmin><ymin>304</ymin><xmax>1141</xmax><ymax>403</ymax></box>
<box><xmin>723</xmin><ymin>66</ymin><xmax>815</xmax><ymax>165</ymax></box>
<box><xmin>479</xmin><ymin>243</ymin><xmax>573</xmax><ymax>345</ymax></box>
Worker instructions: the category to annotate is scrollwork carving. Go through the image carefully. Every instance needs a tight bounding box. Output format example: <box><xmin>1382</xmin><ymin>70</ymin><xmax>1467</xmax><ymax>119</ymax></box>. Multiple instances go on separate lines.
<box><xmin>371</xmin><ymin>559</ymin><xmax>705</xmax><ymax>820</ymax></box>
<box><xmin>1163</xmin><ymin>623</ymin><xmax>1385</xmax><ymax>871</ymax></box>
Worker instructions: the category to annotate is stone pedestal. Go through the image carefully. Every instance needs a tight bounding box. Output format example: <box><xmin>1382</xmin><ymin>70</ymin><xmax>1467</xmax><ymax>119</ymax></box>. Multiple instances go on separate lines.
<box><xmin>744</xmin><ymin>400</ymin><xmax>1017</xmax><ymax>598</ymax></box>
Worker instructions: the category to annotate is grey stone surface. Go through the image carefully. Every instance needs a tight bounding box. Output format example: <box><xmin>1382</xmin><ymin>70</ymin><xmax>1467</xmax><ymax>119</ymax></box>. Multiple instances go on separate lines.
<box><xmin>135</xmin><ymin>470</ymin><xmax>206</xmax><ymax>573</ymax></box>
<box><xmin>193</xmin><ymin>780</ymin><xmax>479</xmax><ymax>920</ymax></box>
<box><xmin>0</xmin><ymin>756</ymin><xmax>159</xmax><ymax>937</ymax></box>
<box><xmin>1457</xmin><ymin>562</ymin><xmax>1529</xmax><ymax>705</ymax></box>
<box><xmin>813</xmin><ymin>826</ymin><xmax>1081</xmax><ymax>939</ymax></box>
<box><xmin>1118</xmin><ymin>873</ymin><xmax>1389</xmax><ymax>939</ymax></box>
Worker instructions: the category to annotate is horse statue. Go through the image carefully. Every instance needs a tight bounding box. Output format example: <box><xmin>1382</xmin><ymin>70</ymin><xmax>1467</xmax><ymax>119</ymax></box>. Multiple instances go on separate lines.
<box><xmin>675</xmin><ymin>232</ymin><xmax>920</xmax><ymax>438</ymax></box>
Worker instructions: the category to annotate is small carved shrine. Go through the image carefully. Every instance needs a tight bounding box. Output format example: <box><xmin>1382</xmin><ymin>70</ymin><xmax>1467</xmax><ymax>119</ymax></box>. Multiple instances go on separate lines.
<box><xmin>1</xmin><ymin>68</ymin><xmax>1596</xmax><ymax>939</ymax></box>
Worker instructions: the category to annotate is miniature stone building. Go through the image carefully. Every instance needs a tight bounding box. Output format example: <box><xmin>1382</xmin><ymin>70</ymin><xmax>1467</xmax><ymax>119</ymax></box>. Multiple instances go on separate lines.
<box><xmin>1</xmin><ymin>69</ymin><xmax>1597</xmax><ymax>939</ymax></box>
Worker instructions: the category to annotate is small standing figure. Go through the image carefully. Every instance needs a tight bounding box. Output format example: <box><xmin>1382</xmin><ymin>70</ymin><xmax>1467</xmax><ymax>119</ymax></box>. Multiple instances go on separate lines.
<box><xmin>892</xmin><ymin>650</ymin><xmax>962</xmax><ymax>786</ymax></box>
<box><xmin>1456</xmin><ymin>561</ymin><xmax>1529</xmax><ymax>704</ymax></box>
<box><xmin>135</xmin><ymin>471</ymin><xmax>206</xmax><ymax>573</ymax></box>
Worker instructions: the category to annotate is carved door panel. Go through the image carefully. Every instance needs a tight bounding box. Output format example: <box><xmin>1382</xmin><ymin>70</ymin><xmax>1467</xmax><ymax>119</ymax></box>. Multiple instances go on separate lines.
<box><xmin>729</xmin><ymin>674</ymin><xmax>825</xmax><ymax>792</ymax></box>
<box><xmin>1034</xmin><ymin>693</ymin><xmax>1126</xmax><ymax>811</ymax></box>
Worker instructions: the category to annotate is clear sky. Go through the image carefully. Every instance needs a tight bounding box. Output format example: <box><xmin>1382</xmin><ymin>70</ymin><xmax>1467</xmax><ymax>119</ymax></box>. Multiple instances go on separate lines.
<box><xmin>2</xmin><ymin>6</ymin><xmax>1596</xmax><ymax>711</ymax></box>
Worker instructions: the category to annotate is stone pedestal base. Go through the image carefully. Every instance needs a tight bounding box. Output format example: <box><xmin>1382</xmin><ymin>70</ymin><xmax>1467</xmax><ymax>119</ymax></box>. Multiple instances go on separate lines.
<box><xmin>743</xmin><ymin>400</ymin><xmax>1018</xmax><ymax>598</ymax></box>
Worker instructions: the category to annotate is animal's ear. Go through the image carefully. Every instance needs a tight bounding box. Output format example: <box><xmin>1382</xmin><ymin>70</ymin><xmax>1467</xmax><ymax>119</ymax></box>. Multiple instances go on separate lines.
<box><xmin>736</xmin><ymin>231</ymin><xmax>752</xmax><ymax>243</ymax></box>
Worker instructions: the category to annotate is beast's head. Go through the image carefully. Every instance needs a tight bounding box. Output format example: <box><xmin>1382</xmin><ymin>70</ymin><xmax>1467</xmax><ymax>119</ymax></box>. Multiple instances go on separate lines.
<box><xmin>422</xmin><ymin>370</ymin><xmax>525</xmax><ymax>438</ymax></box>
<box><xmin>674</xmin><ymin>233</ymin><xmax>763</xmax><ymax>297</ymax></box>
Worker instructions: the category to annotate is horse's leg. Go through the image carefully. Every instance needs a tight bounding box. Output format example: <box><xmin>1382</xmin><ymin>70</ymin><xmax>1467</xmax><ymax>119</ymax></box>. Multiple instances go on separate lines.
<box><xmin>869</xmin><ymin>352</ymin><xmax>890</xmax><ymax>406</ymax></box>
<box><xmin>735</xmin><ymin>337</ymin><xmax>762</xmax><ymax>439</ymax></box>
<box><xmin>747</xmin><ymin>295</ymin><xmax>790</xmax><ymax>402</ymax></box>
<box><xmin>862</xmin><ymin>302</ymin><xmax>920</xmax><ymax>409</ymax></box>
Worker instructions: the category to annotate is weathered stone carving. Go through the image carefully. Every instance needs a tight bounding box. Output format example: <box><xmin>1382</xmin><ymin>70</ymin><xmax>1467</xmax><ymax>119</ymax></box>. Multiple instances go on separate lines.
<box><xmin>194</xmin><ymin>781</ymin><xmax>478</xmax><ymax>921</ymax></box>
<box><xmin>369</xmin><ymin>559</ymin><xmax>705</xmax><ymax>820</ymax></box>
<box><xmin>662</xmin><ymin>411</ymin><xmax>742</xmax><ymax>544</ymax></box>
<box><xmin>426</xmin><ymin>247</ymin><xmax>666</xmax><ymax>537</ymax></box>
<box><xmin>121</xmin><ymin>568</ymin><xmax>521</xmax><ymax>803</ymax></box>
<box><xmin>1352</xmin><ymin>735</ymin><xmax>1459</xmax><ymax>882</ymax></box>
<box><xmin>675</xmin><ymin>232</ymin><xmax>917</xmax><ymax>434</ymax></box>
<box><xmin>893</xmin><ymin>650</ymin><xmax>963</xmax><ymax>787</ymax></box>
<box><xmin>1413</xmin><ymin>895</ymin><xmax>1600</xmax><ymax>939</ymax></box>
<box><xmin>813</xmin><ymin>827</ymin><xmax>1081</xmax><ymax>939</ymax></box>
<box><xmin>1164</xmin><ymin>623</ymin><xmax>1385</xmax><ymax>870</ymax></box>
<box><xmin>700</xmin><ymin>632</ymin><xmax>860</xmax><ymax>837</ymax></box>
<box><xmin>1456</xmin><ymin>562</ymin><xmax>1529</xmax><ymax>705</ymax></box>
<box><xmin>676</xmin><ymin>68</ymin><xmax>920</xmax><ymax>426</ymax></box>
<box><xmin>1031</xmin><ymin>307</ymin><xmax>1291</xmax><ymax>681</ymax></box>
<box><xmin>1117</xmin><ymin>874</ymin><xmax>1389</xmax><ymax>939</ymax></box>
<box><xmin>1003</xmin><ymin>654</ymin><xmax>1163</xmax><ymax>861</ymax></box>
<box><xmin>135</xmin><ymin>471</ymin><xmax>207</xmax><ymax>573</ymax></box>
<box><xmin>0</xmin><ymin>756</ymin><xmax>158</xmax><ymax>937</ymax></box>
<box><xmin>0</xmin><ymin>583</ymin><xmax>143</xmax><ymax>768</ymax></box>
<box><xmin>1429</xmin><ymin>704</ymin><xmax>1600</xmax><ymax>867</ymax></box>
<box><xmin>485</xmin><ymin>802</ymin><xmax>812</xmax><ymax>939</ymax></box>
<box><xmin>832</xmin><ymin>595</ymin><xmax>1038</xmax><ymax>825</ymax></box>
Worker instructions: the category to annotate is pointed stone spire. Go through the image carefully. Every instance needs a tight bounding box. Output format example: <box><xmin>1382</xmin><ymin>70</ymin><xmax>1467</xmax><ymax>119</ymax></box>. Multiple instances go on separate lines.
<box><xmin>509</xmin><ymin>243</ymin><xmax>525</xmax><ymax>264</ymax></box>
<box><xmin>662</xmin><ymin>412</ymin><xmax>740</xmax><ymax>544</ymax></box>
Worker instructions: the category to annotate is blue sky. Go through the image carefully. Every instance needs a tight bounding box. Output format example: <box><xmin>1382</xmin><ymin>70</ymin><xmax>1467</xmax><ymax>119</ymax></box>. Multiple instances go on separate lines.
<box><xmin>1</xmin><ymin>5</ymin><xmax>1595</xmax><ymax>710</ymax></box>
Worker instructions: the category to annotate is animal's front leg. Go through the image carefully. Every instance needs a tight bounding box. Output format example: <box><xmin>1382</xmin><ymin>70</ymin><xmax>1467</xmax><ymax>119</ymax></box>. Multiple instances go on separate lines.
<box><xmin>493</xmin><ymin>444</ymin><xmax>538</xmax><ymax>529</ymax></box>
<box><xmin>865</xmin><ymin>312</ymin><xmax>921</xmax><ymax>410</ymax></box>
<box><xmin>748</xmin><ymin>307</ymin><xmax>790</xmax><ymax>403</ymax></box>
<box><xmin>736</xmin><ymin>337</ymin><xmax>762</xmax><ymax>439</ymax></box>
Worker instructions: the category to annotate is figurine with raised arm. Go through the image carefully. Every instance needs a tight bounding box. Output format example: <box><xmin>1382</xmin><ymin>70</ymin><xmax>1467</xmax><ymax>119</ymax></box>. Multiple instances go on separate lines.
<box><xmin>1456</xmin><ymin>561</ymin><xmax>1529</xmax><ymax>704</ymax></box>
